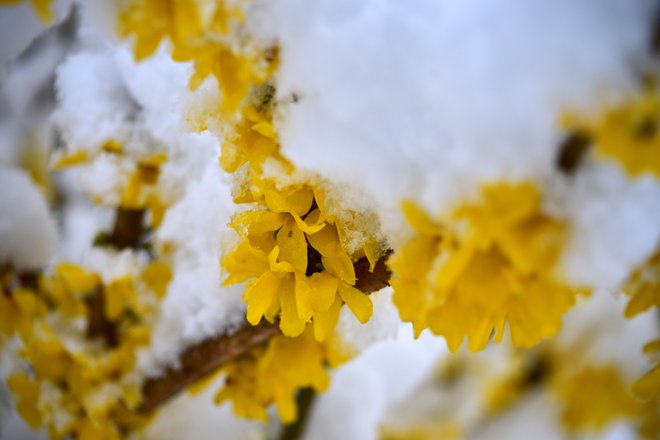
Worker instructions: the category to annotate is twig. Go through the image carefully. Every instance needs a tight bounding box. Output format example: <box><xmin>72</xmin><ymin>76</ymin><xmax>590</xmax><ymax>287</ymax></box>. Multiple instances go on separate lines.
<box><xmin>138</xmin><ymin>252</ymin><xmax>393</xmax><ymax>414</ymax></box>
<box><xmin>139</xmin><ymin>320</ymin><xmax>281</xmax><ymax>413</ymax></box>
<box><xmin>86</xmin><ymin>208</ymin><xmax>145</xmax><ymax>346</ymax></box>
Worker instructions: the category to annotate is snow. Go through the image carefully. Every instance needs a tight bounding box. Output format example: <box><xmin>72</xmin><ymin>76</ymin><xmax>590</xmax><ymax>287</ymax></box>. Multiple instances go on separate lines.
<box><xmin>303</xmin><ymin>329</ymin><xmax>446</xmax><ymax>440</ymax></box>
<box><xmin>141</xmin><ymin>375</ymin><xmax>263</xmax><ymax>440</ymax></box>
<box><xmin>251</xmin><ymin>0</ymin><xmax>660</xmax><ymax>289</ymax></box>
<box><xmin>335</xmin><ymin>287</ymin><xmax>401</xmax><ymax>354</ymax></box>
<box><xmin>0</xmin><ymin>165</ymin><xmax>57</xmax><ymax>269</ymax></box>
<box><xmin>555</xmin><ymin>289</ymin><xmax>659</xmax><ymax>379</ymax></box>
<box><xmin>53</xmin><ymin>50</ymin><xmax>136</xmax><ymax>155</ymax></box>
<box><xmin>547</xmin><ymin>164</ymin><xmax>660</xmax><ymax>289</ymax></box>
<box><xmin>138</xmin><ymin>163</ymin><xmax>246</xmax><ymax>375</ymax></box>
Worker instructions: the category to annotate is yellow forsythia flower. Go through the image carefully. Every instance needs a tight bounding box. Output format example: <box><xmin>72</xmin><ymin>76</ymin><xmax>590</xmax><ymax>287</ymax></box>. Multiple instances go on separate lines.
<box><xmin>118</xmin><ymin>0</ymin><xmax>270</xmax><ymax>112</ymax></box>
<box><xmin>390</xmin><ymin>182</ymin><xmax>578</xmax><ymax>352</ymax></box>
<box><xmin>555</xmin><ymin>365</ymin><xmax>641</xmax><ymax>433</ymax></box>
<box><xmin>223</xmin><ymin>184</ymin><xmax>372</xmax><ymax>340</ymax></box>
<box><xmin>216</xmin><ymin>328</ymin><xmax>332</xmax><ymax>423</ymax></box>
<box><xmin>563</xmin><ymin>88</ymin><xmax>660</xmax><ymax>177</ymax></box>
<box><xmin>7</xmin><ymin>373</ymin><xmax>42</xmax><ymax>428</ymax></box>
<box><xmin>624</xmin><ymin>251</ymin><xmax>660</xmax><ymax>318</ymax></box>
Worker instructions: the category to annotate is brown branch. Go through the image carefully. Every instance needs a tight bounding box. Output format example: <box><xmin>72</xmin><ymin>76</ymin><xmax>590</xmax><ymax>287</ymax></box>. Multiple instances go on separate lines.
<box><xmin>86</xmin><ymin>208</ymin><xmax>145</xmax><ymax>346</ymax></box>
<box><xmin>137</xmin><ymin>252</ymin><xmax>393</xmax><ymax>415</ymax></box>
<box><xmin>556</xmin><ymin>130</ymin><xmax>591</xmax><ymax>175</ymax></box>
<box><xmin>139</xmin><ymin>320</ymin><xmax>280</xmax><ymax>413</ymax></box>
<box><xmin>85</xmin><ymin>288</ymin><xmax>118</xmax><ymax>347</ymax></box>
<box><xmin>110</xmin><ymin>208</ymin><xmax>145</xmax><ymax>250</ymax></box>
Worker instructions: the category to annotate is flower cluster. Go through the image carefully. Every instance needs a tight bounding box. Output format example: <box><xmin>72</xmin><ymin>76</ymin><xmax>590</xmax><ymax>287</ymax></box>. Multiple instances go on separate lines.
<box><xmin>1</xmin><ymin>261</ymin><xmax>169</xmax><ymax>439</ymax></box>
<box><xmin>215</xmin><ymin>327</ymin><xmax>347</xmax><ymax>423</ymax></box>
<box><xmin>119</xmin><ymin>0</ymin><xmax>276</xmax><ymax>113</ymax></box>
<box><xmin>389</xmin><ymin>182</ymin><xmax>580</xmax><ymax>352</ymax></box>
<box><xmin>223</xmin><ymin>183</ymin><xmax>375</xmax><ymax>340</ymax></box>
<box><xmin>563</xmin><ymin>87</ymin><xmax>660</xmax><ymax>178</ymax></box>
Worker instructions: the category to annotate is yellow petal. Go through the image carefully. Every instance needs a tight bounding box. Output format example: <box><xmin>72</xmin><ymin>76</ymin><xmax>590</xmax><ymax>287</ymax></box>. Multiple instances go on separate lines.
<box><xmin>56</xmin><ymin>263</ymin><xmax>100</xmax><ymax>294</ymax></box>
<box><xmin>104</xmin><ymin>278</ymin><xmax>135</xmax><ymax>320</ymax></box>
<box><xmin>643</xmin><ymin>338</ymin><xmax>660</xmax><ymax>356</ymax></box>
<box><xmin>313</xmin><ymin>297</ymin><xmax>342</xmax><ymax>341</ymax></box>
<box><xmin>307</xmin><ymin>271</ymin><xmax>339</xmax><ymax>313</ymax></box>
<box><xmin>279</xmin><ymin>275</ymin><xmax>306</xmax><ymax>337</ymax></box>
<box><xmin>244</xmin><ymin>271</ymin><xmax>281</xmax><ymax>325</ymax></box>
<box><xmin>402</xmin><ymin>200</ymin><xmax>441</xmax><ymax>236</ymax></box>
<box><xmin>499</xmin><ymin>215</ymin><xmax>565</xmax><ymax>274</ymax></box>
<box><xmin>284</xmin><ymin>187</ymin><xmax>314</xmax><ymax>216</ymax></box>
<box><xmin>247</xmin><ymin>231</ymin><xmax>277</xmax><ymax>254</ymax></box>
<box><xmin>338</xmin><ymin>282</ymin><xmax>372</xmax><ymax>323</ymax></box>
<box><xmin>121</xmin><ymin>171</ymin><xmax>143</xmax><ymax>209</ymax></box>
<box><xmin>30</xmin><ymin>0</ymin><xmax>54</xmax><ymax>23</ymax></box>
<box><xmin>435</xmin><ymin>243</ymin><xmax>474</xmax><ymax>292</ymax></box>
<box><xmin>222</xmin><ymin>241</ymin><xmax>269</xmax><ymax>285</ymax></box>
<box><xmin>0</xmin><ymin>293</ymin><xmax>19</xmax><ymax>334</ymax></box>
<box><xmin>267</xmin><ymin>246</ymin><xmax>296</xmax><ymax>273</ymax></box>
<box><xmin>291</xmin><ymin>210</ymin><xmax>326</xmax><ymax>234</ymax></box>
<box><xmin>312</xmin><ymin>187</ymin><xmax>327</xmax><ymax>220</ymax></box>
<box><xmin>322</xmin><ymin>253</ymin><xmax>356</xmax><ymax>286</ymax></box>
<box><xmin>363</xmin><ymin>239</ymin><xmax>380</xmax><ymax>273</ymax></box>
<box><xmin>146</xmin><ymin>194</ymin><xmax>167</xmax><ymax>227</ymax></box>
<box><xmin>294</xmin><ymin>273</ymin><xmax>313</xmax><ymax>321</ymax></box>
<box><xmin>230</xmin><ymin>210</ymin><xmax>286</xmax><ymax>236</ymax></box>
<box><xmin>141</xmin><ymin>261</ymin><xmax>171</xmax><ymax>298</ymax></box>
<box><xmin>101</xmin><ymin>139</ymin><xmax>123</xmax><ymax>154</ymax></box>
<box><xmin>276</xmin><ymin>219</ymin><xmax>308</xmax><ymax>273</ymax></box>
<box><xmin>632</xmin><ymin>364</ymin><xmax>660</xmax><ymax>400</ymax></box>
<box><xmin>53</xmin><ymin>150</ymin><xmax>88</xmax><ymax>169</ymax></box>
<box><xmin>625</xmin><ymin>283</ymin><xmax>660</xmax><ymax>318</ymax></box>
<box><xmin>265</xmin><ymin>187</ymin><xmax>313</xmax><ymax>216</ymax></box>
<box><xmin>252</xmin><ymin>121</ymin><xmax>276</xmax><ymax>138</ymax></box>
<box><xmin>274</xmin><ymin>392</ymin><xmax>298</xmax><ymax>424</ymax></box>
<box><xmin>307</xmin><ymin>223</ymin><xmax>341</xmax><ymax>256</ymax></box>
<box><xmin>7</xmin><ymin>373</ymin><xmax>41</xmax><ymax>428</ymax></box>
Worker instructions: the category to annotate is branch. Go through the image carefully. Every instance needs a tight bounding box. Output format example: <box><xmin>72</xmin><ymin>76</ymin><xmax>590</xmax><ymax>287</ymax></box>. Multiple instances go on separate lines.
<box><xmin>87</xmin><ymin>208</ymin><xmax>145</xmax><ymax>346</ymax></box>
<box><xmin>138</xmin><ymin>252</ymin><xmax>393</xmax><ymax>414</ymax></box>
<box><xmin>139</xmin><ymin>320</ymin><xmax>280</xmax><ymax>413</ymax></box>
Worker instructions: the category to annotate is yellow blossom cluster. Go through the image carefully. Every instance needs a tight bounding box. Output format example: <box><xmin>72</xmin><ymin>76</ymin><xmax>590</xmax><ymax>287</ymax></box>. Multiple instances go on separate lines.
<box><xmin>119</xmin><ymin>0</ymin><xmax>385</xmax><ymax>425</ymax></box>
<box><xmin>10</xmin><ymin>1</ymin><xmax>659</xmax><ymax>436</ymax></box>
<box><xmin>389</xmin><ymin>182</ymin><xmax>580</xmax><ymax>352</ymax></box>
<box><xmin>121</xmin><ymin>0</ymin><xmax>366</xmax><ymax>427</ymax></box>
<box><xmin>223</xmin><ymin>183</ymin><xmax>376</xmax><ymax>340</ymax></box>
<box><xmin>487</xmin><ymin>350</ymin><xmax>658</xmax><ymax>438</ymax></box>
<box><xmin>555</xmin><ymin>364</ymin><xmax>655</xmax><ymax>436</ymax></box>
<box><xmin>563</xmin><ymin>88</ymin><xmax>660</xmax><ymax>178</ymax></box>
<box><xmin>53</xmin><ymin>140</ymin><xmax>169</xmax><ymax>225</ymax></box>
<box><xmin>119</xmin><ymin>0</ymin><xmax>277</xmax><ymax>113</ymax></box>
<box><xmin>216</xmin><ymin>327</ymin><xmax>347</xmax><ymax>423</ymax></box>
<box><xmin>1</xmin><ymin>261</ymin><xmax>170</xmax><ymax>439</ymax></box>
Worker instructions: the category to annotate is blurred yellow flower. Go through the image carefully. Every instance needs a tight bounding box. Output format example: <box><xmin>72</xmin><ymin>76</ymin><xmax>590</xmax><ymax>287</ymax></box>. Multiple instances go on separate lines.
<box><xmin>390</xmin><ymin>182</ymin><xmax>578</xmax><ymax>351</ymax></box>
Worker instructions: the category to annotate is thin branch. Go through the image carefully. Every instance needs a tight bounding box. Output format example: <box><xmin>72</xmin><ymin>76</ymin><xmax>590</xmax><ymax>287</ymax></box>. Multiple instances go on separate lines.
<box><xmin>86</xmin><ymin>208</ymin><xmax>145</xmax><ymax>346</ymax></box>
<box><xmin>138</xmin><ymin>252</ymin><xmax>393</xmax><ymax>414</ymax></box>
<box><xmin>139</xmin><ymin>320</ymin><xmax>280</xmax><ymax>413</ymax></box>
